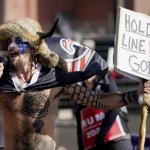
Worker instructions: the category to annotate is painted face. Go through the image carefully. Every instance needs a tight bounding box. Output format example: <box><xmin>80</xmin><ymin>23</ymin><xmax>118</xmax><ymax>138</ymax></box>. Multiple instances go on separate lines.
<box><xmin>7</xmin><ymin>37</ymin><xmax>30</xmax><ymax>55</ymax></box>
<box><xmin>7</xmin><ymin>37</ymin><xmax>31</xmax><ymax>70</ymax></box>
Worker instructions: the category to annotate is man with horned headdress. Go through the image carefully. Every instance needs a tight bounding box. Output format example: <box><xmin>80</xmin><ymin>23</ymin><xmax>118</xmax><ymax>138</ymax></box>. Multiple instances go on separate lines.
<box><xmin>0</xmin><ymin>18</ymin><xmax>149</xmax><ymax>150</ymax></box>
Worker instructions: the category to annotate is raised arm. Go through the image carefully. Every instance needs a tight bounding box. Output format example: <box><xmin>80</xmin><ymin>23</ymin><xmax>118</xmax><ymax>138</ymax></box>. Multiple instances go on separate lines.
<box><xmin>63</xmin><ymin>83</ymin><xmax>139</xmax><ymax>110</ymax></box>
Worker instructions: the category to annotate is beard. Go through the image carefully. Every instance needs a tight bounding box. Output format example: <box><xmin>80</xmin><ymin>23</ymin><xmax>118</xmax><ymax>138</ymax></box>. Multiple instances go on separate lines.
<box><xmin>10</xmin><ymin>56</ymin><xmax>24</xmax><ymax>71</ymax></box>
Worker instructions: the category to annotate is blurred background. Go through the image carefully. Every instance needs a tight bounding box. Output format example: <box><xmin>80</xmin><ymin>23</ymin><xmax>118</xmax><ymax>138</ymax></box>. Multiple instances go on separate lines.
<box><xmin>0</xmin><ymin>0</ymin><xmax>150</xmax><ymax>149</ymax></box>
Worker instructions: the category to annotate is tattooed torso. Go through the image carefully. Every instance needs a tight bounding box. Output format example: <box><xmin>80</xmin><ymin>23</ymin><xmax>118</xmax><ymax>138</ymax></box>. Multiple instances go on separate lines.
<box><xmin>0</xmin><ymin>83</ymin><xmax>138</xmax><ymax>150</ymax></box>
<box><xmin>0</xmin><ymin>87</ymin><xmax>63</xmax><ymax>150</ymax></box>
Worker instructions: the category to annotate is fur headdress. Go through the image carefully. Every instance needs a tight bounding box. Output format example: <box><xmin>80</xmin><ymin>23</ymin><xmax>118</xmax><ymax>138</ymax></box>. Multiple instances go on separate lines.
<box><xmin>0</xmin><ymin>18</ymin><xmax>67</xmax><ymax>71</ymax></box>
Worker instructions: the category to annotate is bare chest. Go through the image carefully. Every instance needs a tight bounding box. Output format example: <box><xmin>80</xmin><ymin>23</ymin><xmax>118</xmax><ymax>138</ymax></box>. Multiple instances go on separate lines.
<box><xmin>0</xmin><ymin>88</ymin><xmax>62</xmax><ymax>118</ymax></box>
<box><xmin>0</xmin><ymin>88</ymin><xmax>63</xmax><ymax>149</ymax></box>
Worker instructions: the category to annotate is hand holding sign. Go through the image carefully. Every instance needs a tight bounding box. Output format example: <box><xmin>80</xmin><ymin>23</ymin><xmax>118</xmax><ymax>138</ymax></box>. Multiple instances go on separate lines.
<box><xmin>114</xmin><ymin>7</ymin><xmax>150</xmax><ymax>150</ymax></box>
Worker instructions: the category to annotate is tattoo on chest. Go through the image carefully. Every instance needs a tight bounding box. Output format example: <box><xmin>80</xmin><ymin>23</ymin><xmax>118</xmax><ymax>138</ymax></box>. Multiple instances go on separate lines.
<box><xmin>23</xmin><ymin>92</ymin><xmax>50</xmax><ymax>119</ymax></box>
<box><xmin>20</xmin><ymin>119</ymin><xmax>45</xmax><ymax>150</ymax></box>
<box><xmin>33</xmin><ymin>119</ymin><xmax>44</xmax><ymax>134</ymax></box>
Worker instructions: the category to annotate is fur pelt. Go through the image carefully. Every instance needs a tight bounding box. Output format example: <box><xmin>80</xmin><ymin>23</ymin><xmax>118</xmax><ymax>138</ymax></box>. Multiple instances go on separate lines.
<box><xmin>0</xmin><ymin>18</ymin><xmax>67</xmax><ymax>71</ymax></box>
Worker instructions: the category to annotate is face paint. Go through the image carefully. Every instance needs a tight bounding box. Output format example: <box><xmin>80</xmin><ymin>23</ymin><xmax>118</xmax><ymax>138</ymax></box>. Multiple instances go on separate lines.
<box><xmin>15</xmin><ymin>38</ymin><xmax>30</xmax><ymax>54</ymax></box>
<box><xmin>7</xmin><ymin>37</ymin><xmax>30</xmax><ymax>54</ymax></box>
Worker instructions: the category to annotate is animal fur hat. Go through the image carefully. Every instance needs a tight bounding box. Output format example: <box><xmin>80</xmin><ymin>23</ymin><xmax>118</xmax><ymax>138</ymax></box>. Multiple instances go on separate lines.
<box><xmin>0</xmin><ymin>18</ymin><xmax>67</xmax><ymax>71</ymax></box>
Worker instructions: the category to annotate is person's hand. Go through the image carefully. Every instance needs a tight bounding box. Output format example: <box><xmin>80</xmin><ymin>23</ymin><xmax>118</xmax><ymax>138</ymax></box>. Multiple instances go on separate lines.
<box><xmin>138</xmin><ymin>80</ymin><xmax>150</xmax><ymax>107</ymax></box>
<box><xmin>144</xmin><ymin>80</ymin><xmax>150</xmax><ymax>94</ymax></box>
<box><xmin>143</xmin><ymin>81</ymin><xmax>150</xmax><ymax>106</ymax></box>
<box><xmin>0</xmin><ymin>63</ymin><xmax>4</xmax><ymax>78</ymax></box>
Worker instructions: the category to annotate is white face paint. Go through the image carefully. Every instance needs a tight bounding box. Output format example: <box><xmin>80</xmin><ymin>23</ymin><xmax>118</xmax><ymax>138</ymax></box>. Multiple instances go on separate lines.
<box><xmin>7</xmin><ymin>38</ymin><xmax>20</xmax><ymax>52</ymax></box>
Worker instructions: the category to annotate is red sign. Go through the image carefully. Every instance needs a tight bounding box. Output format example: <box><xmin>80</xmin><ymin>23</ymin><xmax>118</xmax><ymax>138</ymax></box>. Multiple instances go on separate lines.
<box><xmin>80</xmin><ymin>108</ymin><xmax>106</xmax><ymax>150</ymax></box>
<box><xmin>81</xmin><ymin>108</ymin><xmax>127</xmax><ymax>149</ymax></box>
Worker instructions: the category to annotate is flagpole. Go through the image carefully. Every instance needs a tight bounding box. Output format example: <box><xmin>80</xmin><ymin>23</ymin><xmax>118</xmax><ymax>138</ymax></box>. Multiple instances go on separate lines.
<box><xmin>139</xmin><ymin>104</ymin><xmax>148</xmax><ymax>150</ymax></box>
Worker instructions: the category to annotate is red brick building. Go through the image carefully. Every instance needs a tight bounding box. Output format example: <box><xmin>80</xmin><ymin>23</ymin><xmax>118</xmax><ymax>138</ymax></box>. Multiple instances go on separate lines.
<box><xmin>0</xmin><ymin>0</ymin><xmax>148</xmax><ymax>38</ymax></box>
<box><xmin>0</xmin><ymin>0</ymin><xmax>133</xmax><ymax>33</ymax></box>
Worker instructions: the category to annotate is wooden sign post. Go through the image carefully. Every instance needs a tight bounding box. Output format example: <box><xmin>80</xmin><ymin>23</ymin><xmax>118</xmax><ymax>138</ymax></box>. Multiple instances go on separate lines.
<box><xmin>114</xmin><ymin>7</ymin><xmax>150</xmax><ymax>150</ymax></box>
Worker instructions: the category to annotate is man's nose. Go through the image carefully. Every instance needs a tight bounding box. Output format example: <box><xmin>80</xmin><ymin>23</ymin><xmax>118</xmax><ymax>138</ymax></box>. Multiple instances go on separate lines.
<box><xmin>7</xmin><ymin>43</ymin><xmax>15</xmax><ymax>51</ymax></box>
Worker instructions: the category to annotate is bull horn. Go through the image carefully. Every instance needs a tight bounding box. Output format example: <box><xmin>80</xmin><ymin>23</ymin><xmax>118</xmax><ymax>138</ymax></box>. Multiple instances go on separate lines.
<box><xmin>37</xmin><ymin>18</ymin><xmax>59</xmax><ymax>39</ymax></box>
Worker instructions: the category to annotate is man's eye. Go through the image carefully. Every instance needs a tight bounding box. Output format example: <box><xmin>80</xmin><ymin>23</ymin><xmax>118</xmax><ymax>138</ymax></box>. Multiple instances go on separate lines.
<box><xmin>15</xmin><ymin>38</ymin><xmax>22</xmax><ymax>45</ymax></box>
<box><xmin>6</xmin><ymin>38</ymin><xmax>13</xmax><ymax>46</ymax></box>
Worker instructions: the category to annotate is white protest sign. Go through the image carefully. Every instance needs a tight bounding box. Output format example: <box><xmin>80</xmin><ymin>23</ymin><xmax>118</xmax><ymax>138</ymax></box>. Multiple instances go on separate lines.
<box><xmin>114</xmin><ymin>7</ymin><xmax>150</xmax><ymax>80</ymax></box>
